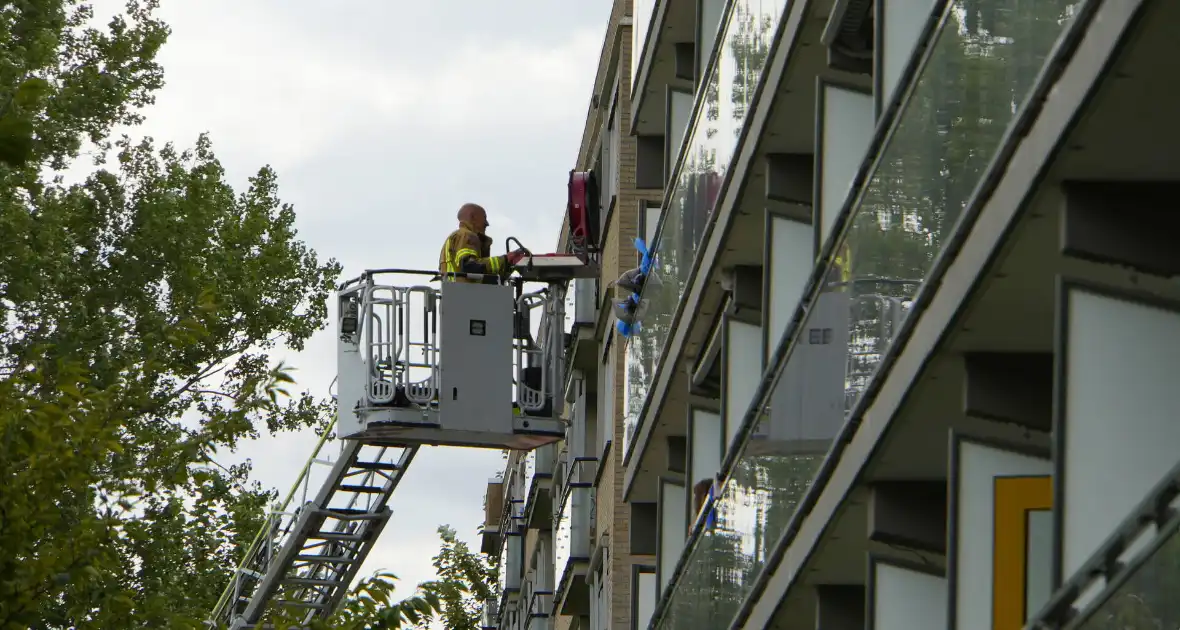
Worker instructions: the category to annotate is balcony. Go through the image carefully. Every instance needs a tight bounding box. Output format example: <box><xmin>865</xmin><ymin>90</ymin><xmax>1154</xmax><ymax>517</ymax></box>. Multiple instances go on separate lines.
<box><xmin>553</xmin><ymin>456</ymin><xmax>597</xmax><ymax>616</ymax></box>
<box><xmin>482</xmin><ymin>474</ymin><xmax>505</xmax><ymax>555</ymax></box>
<box><xmin>631</xmin><ymin>0</ymin><xmax>696</xmax><ymax>143</ymax></box>
<box><xmin>526</xmin><ymin>585</ymin><xmax>554</xmax><ymax>630</ymax></box>
<box><xmin>624</xmin><ymin>0</ymin><xmax>790</xmax><ymax>468</ymax></box>
<box><xmin>647</xmin><ymin>0</ymin><xmax>1088</xmax><ymax>625</ymax></box>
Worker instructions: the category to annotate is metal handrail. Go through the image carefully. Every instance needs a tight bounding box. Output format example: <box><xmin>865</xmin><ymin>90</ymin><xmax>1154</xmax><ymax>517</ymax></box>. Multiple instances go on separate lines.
<box><xmin>1026</xmin><ymin>458</ymin><xmax>1180</xmax><ymax>629</ymax></box>
<box><xmin>208</xmin><ymin>421</ymin><xmax>338</xmax><ymax>621</ymax></box>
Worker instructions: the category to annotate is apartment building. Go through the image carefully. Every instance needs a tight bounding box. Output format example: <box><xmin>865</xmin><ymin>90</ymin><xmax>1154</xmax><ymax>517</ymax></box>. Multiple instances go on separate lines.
<box><xmin>485</xmin><ymin>0</ymin><xmax>1180</xmax><ymax>629</ymax></box>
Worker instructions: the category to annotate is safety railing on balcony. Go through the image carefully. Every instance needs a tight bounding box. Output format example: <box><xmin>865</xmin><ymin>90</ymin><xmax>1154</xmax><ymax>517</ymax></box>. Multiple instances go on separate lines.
<box><xmin>553</xmin><ymin>457</ymin><xmax>596</xmax><ymax>600</ymax></box>
<box><xmin>527</xmin><ymin>584</ymin><xmax>555</xmax><ymax>630</ymax></box>
<box><xmin>1026</xmin><ymin>459</ymin><xmax>1180</xmax><ymax>630</ymax></box>
<box><xmin>622</xmin><ymin>0</ymin><xmax>788</xmax><ymax>459</ymax></box>
<box><xmin>648</xmin><ymin>0</ymin><xmax>1087</xmax><ymax>628</ymax></box>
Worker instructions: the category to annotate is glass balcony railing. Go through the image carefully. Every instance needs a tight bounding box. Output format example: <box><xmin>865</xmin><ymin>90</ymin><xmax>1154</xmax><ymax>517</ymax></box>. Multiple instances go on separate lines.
<box><xmin>652</xmin><ymin>1</ymin><xmax>1083</xmax><ymax>627</ymax></box>
<box><xmin>623</xmin><ymin>0</ymin><xmax>787</xmax><ymax>457</ymax></box>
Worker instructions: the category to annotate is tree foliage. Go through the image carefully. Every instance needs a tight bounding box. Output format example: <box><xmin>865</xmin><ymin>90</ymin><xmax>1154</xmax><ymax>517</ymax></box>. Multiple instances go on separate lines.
<box><xmin>0</xmin><ymin>1</ymin><xmax>411</xmax><ymax>627</ymax></box>
<box><xmin>412</xmin><ymin>525</ymin><xmax>498</xmax><ymax>630</ymax></box>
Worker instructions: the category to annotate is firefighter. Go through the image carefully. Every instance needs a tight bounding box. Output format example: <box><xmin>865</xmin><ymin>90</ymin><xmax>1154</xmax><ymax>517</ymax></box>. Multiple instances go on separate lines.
<box><xmin>438</xmin><ymin>203</ymin><xmax>528</xmax><ymax>283</ymax></box>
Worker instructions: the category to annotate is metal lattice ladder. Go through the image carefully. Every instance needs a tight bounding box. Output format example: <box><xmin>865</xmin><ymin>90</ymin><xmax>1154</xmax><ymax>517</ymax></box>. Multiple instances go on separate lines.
<box><xmin>208</xmin><ymin>432</ymin><xmax>417</xmax><ymax>629</ymax></box>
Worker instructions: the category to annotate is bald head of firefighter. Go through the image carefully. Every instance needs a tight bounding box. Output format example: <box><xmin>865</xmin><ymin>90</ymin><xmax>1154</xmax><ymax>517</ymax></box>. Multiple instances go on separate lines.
<box><xmin>439</xmin><ymin>203</ymin><xmax>527</xmax><ymax>283</ymax></box>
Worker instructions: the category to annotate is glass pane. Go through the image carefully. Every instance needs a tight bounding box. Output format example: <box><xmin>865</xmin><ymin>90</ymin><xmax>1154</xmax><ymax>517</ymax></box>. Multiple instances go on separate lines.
<box><xmin>623</xmin><ymin>0</ymin><xmax>786</xmax><ymax>458</ymax></box>
<box><xmin>831</xmin><ymin>0</ymin><xmax>1081</xmax><ymax>413</ymax></box>
<box><xmin>1073</xmin><ymin>524</ymin><xmax>1180</xmax><ymax>629</ymax></box>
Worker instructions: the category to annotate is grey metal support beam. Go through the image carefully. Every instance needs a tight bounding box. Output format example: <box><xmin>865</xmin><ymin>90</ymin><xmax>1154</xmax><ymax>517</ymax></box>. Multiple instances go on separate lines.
<box><xmin>1061</xmin><ymin>180</ymin><xmax>1180</xmax><ymax>277</ymax></box>
<box><xmin>815</xmin><ymin>584</ymin><xmax>865</xmax><ymax>630</ymax></box>
<box><xmin>867</xmin><ymin>480</ymin><xmax>947</xmax><ymax>555</ymax></box>
<box><xmin>963</xmin><ymin>352</ymin><xmax>1054</xmax><ymax>433</ymax></box>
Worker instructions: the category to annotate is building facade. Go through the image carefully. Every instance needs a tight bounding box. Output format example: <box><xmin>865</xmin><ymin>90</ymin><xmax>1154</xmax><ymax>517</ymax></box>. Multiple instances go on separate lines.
<box><xmin>487</xmin><ymin>0</ymin><xmax>1180</xmax><ymax>629</ymax></box>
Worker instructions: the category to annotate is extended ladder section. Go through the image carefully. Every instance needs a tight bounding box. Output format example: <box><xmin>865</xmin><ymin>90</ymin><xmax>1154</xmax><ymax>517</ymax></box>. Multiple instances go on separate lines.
<box><xmin>336</xmin><ymin>273</ymin><xmax>576</xmax><ymax>450</ymax></box>
<box><xmin>208</xmin><ymin>435</ymin><xmax>417</xmax><ymax>629</ymax></box>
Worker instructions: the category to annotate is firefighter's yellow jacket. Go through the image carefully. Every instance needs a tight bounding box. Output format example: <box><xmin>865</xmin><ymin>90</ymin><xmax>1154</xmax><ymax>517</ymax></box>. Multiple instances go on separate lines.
<box><xmin>438</xmin><ymin>221</ymin><xmax>511</xmax><ymax>283</ymax></box>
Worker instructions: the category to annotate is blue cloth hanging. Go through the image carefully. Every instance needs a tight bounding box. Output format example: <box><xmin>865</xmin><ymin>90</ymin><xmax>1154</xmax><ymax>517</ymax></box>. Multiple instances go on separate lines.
<box><xmin>617</xmin><ymin>238</ymin><xmax>653</xmax><ymax>339</ymax></box>
<box><xmin>635</xmin><ymin>237</ymin><xmax>653</xmax><ymax>276</ymax></box>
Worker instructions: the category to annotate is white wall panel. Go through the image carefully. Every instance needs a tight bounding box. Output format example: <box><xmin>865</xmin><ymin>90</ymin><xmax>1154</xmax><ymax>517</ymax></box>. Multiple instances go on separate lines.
<box><xmin>658</xmin><ymin>480</ymin><xmax>687</xmax><ymax>594</ymax></box>
<box><xmin>1061</xmin><ymin>287</ymin><xmax>1180</xmax><ymax>580</ymax></box>
<box><xmin>766</xmin><ymin>215</ymin><xmax>813</xmax><ymax>359</ymax></box>
<box><xmin>698</xmin><ymin>0</ymin><xmax>726</xmax><ymax>78</ymax></box>
<box><xmin>879</xmin><ymin>0</ymin><xmax>940</xmax><ymax>110</ymax></box>
<box><xmin>691</xmin><ymin>408</ymin><xmax>723</xmax><ymax>486</ymax></box>
<box><xmin>668</xmin><ymin>90</ymin><xmax>693</xmax><ymax>174</ymax></box>
<box><xmin>872</xmin><ymin>561</ymin><xmax>947</xmax><ymax>630</ymax></box>
<box><xmin>636</xmin><ymin>570</ymin><xmax>656</xmax><ymax>630</ymax></box>
<box><xmin>725</xmin><ymin>319</ymin><xmax>762</xmax><ymax>451</ymax></box>
<box><xmin>818</xmin><ymin>85</ymin><xmax>874</xmax><ymax>248</ymax></box>
<box><xmin>952</xmin><ymin>440</ymin><xmax>1050</xmax><ymax>629</ymax></box>
<box><xmin>1026</xmin><ymin>510</ymin><xmax>1053</xmax><ymax>617</ymax></box>
<box><xmin>633</xmin><ymin>0</ymin><xmax>657</xmax><ymax>91</ymax></box>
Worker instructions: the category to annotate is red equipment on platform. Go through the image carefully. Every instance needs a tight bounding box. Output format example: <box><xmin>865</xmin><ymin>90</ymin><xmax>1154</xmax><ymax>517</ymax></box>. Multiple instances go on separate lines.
<box><xmin>567</xmin><ymin>170</ymin><xmax>599</xmax><ymax>258</ymax></box>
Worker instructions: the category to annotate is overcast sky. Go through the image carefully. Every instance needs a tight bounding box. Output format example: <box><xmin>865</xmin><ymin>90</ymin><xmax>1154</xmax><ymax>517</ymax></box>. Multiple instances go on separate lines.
<box><xmin>92</xmin><ymin>0</ymin><xmax>612</xmax><ymax>604</ymax></box>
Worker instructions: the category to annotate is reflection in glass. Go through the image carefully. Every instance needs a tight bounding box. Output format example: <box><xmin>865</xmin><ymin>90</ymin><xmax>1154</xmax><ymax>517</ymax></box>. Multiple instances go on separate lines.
<box><xmin>654</xmin><ymin>1</ymin><xmax>1082</xmax><ymax>627</ymax></box>
<box><xmin>623</xmin><ymin>0</ymin><xmax>784</xmax><ymax>458</ymax></box>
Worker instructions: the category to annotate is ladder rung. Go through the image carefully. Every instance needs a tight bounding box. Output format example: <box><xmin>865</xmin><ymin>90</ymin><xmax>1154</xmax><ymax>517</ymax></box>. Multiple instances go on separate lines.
<box><xmin>338</xmin><ymin>484</ymin><xmax>384</xmax><ymax>493</ymax></box>
<box><xmin>283</xmin><ymin>577</ymin><xmax>344</xmax><ymax>588</ymax></box>
<box><xmin>311</xmin><ymin>531</ymin><xmax>364</xmax><ymax>541</ymax></box>
<box><xmin>295</xmin><ymin>554</ymin><xmax>358</xmax><ymax>564</ymax></box>
<box><xmin>351</xmin><ymin>461</ymin><xmax>401</xmax><ymax>471</ymax></box>
<box><xmin>319</xmin><ymin>507</ymin><xmax>384</xmax><ymax>519</ymax></box>
<box><xmin>274</xmin><ymin>599</ymin><xmax>327</xmax><ymax>609</ymax></box>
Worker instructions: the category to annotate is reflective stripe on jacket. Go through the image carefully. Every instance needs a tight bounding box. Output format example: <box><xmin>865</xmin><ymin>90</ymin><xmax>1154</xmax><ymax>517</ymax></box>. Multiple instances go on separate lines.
<box><xmin>438</xmin><ymin>222</ymin><xmax>509</xmax><ymax>283</ymax></box>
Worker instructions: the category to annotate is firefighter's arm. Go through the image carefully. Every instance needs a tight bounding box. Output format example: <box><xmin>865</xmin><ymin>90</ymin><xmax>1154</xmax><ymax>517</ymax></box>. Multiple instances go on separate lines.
<box><xmin>454</xmin><ymin>233</ymin><xmax>510</xmax><ymax>277</ymax></box>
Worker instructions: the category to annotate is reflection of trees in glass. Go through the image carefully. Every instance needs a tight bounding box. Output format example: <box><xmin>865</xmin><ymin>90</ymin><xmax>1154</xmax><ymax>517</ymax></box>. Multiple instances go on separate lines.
<box><xmin>841</xmin><ymin>0</ymin><xmax>1079</xmax><ymax>405</ymax></box>
<box><xmin>727</xmin><ymin>2</ymin><xmax>775</xmax><ymax>124</ymax></box>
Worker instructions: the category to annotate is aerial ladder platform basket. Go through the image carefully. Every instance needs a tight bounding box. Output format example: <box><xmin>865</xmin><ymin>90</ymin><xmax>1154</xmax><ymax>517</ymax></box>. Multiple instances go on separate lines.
<box><xmin>208</xmin><ymin>171</ymin><xmax>601</xmax><ymax>629</ymax></box>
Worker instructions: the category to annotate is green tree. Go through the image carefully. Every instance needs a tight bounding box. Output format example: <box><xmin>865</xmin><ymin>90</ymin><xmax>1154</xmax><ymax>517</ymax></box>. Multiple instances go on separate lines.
<box><xmin>413</xmin><ymin>525</ymin><xmax>498</xmax><ymax>630</ymax></box>
<box><xmin>0</xmin><ymin>1</ymin><xmax>354</xmax><ymax>627</ymax></box>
